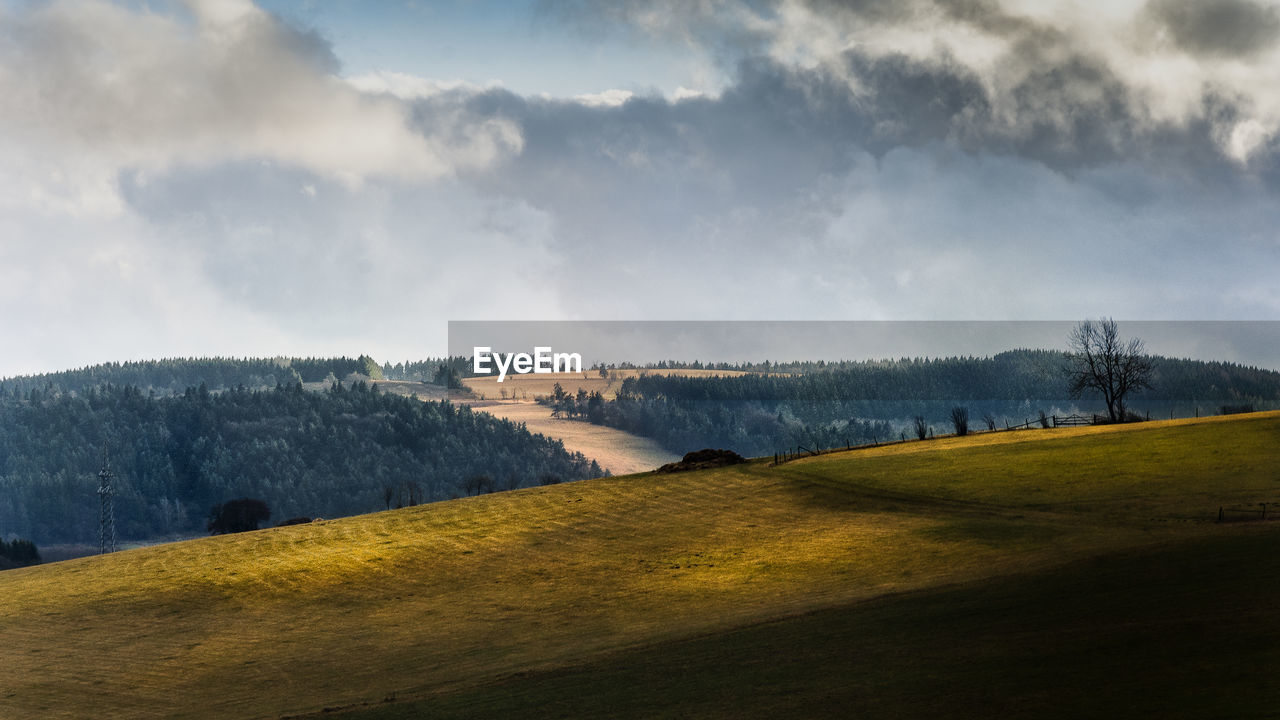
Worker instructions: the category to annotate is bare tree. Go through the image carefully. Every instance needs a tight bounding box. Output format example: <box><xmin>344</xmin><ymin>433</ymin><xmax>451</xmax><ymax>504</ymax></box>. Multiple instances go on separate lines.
<box><xmin>950</xmin><ymin>406</ymin><xmax>969</xmax><ymax>436</ymax></box>
<box><xmin>1066</xmin><ymin>318</ymin><xmax>1154</xmax><ymax>422</ymax></box>
<box><xmin>913</xmin><ymin>415</ymin><xmax>929</xmax><ymax>440</ymax></box>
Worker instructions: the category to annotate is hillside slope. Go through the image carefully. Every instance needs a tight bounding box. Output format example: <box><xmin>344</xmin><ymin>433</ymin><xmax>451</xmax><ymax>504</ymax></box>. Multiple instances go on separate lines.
<box><xmin>462</xmin><ymin>400</ymin><xmax>679</xmax><ymax>475</ymax></box>
<box><xmin>345</xmin><ymin>527</ymin><xmax>1280</xmax><ymax>719</ymax></box>
<box><xmin>2</xmin><ymin>412</ymin><xmax>1277</xmax><ymax>719</ymax></box>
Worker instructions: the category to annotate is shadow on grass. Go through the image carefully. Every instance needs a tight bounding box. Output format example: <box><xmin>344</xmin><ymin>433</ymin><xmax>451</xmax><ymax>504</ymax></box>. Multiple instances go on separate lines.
<box><xmin>318</xmin><ymin>525</ymin><xmax>1280</xmax><ymax>720</ymax></box>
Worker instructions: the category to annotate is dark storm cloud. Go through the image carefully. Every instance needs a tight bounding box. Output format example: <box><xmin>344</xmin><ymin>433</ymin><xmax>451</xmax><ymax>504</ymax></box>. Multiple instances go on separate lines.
<box><xmin>383</xmin><ymin>48</ymin><xmax>1277</xmax><ymax>323</ymax></box>
<box><xmin>849</xmin><ymin>45</ymin><xmax>1236</xmax><ymax>176</ymax></box>
<box><xmin>452</xmin><ymin>45</ymin><xmax>1241</xmax><ymax>202</ymax></box>
<box><xmin>539</xmin><ymin>0</ymin><xmax>1272</xmax><ymax>177</ymax></box>
<box><xmin>1146</xmin><ymin>0</ymin><xmax>1280</xmax><ymax>58</ymax></box>
<box><xmin>806</xmin><ymin>0</ymin><xmax>1047</xmax><ymax>36</ymax></box>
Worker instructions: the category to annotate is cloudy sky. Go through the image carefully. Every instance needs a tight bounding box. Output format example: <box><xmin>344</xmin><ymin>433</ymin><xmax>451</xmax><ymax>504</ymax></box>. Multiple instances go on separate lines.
<box><xmin>2</xmin><ymin>0</ymin><xmax>1279</xmax><ymax>376</ymax></box>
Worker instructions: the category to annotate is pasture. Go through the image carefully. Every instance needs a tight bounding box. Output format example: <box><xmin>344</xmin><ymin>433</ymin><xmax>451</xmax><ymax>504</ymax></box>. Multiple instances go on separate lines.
<box><xmin>1</xmin><ymin>412</ymin><xmax>1276</xmax><ymax>718</ymax></box>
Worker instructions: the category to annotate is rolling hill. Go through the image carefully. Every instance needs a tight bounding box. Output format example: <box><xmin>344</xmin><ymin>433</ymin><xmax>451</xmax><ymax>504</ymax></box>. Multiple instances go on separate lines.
<box><xmin>2</xmin><ymin>412</ymin><xmax>1278</xmax><ymax>718</ymax></box>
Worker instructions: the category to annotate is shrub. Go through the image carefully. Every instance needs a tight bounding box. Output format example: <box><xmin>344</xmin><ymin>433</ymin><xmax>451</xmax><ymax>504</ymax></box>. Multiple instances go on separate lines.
<box><xmin>913</xmin><ymin>416</ymin><xmax>929</xmax><ymax>441</ymax></box>
<box><xmin>207</xmin><ymin>498</ymin><xmax>272</xmax><ymax>534</ymax></box>
<box><xmin>0</xmin><ymin>538</ymin><xmax>40</xmax><ymax>568</ymax></box>
<box><xmin>464</xmin><ymin>475</ymin><xmax>495</xmax><ymax>496</ymax></box>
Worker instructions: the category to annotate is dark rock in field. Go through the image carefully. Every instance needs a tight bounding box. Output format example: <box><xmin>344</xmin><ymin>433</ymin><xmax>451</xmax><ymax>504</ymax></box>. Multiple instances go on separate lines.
<box><xmin>657</xmin><ymin>448</ymin><xmax>747</xmax><ymax>473</ymax></box>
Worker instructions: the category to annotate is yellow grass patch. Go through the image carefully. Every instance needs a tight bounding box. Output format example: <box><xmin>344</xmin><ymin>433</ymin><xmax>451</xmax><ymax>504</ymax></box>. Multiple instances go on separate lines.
<box><xmin>460</xmin><ymin>401</ymin><xmax>678</xmax><ymax>475</ymax></box>
<box><xmin>2</xmin><ymin>413</ymin><xmax>1276</xmax><ymax>718</ymax></box>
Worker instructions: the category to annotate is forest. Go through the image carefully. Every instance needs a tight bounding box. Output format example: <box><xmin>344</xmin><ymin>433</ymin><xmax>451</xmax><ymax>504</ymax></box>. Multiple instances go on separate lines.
<box><xmin>0</xmin><ymin>380</ymin><xmax>601</xmax><ymax>545</ymax></box>
<box><xmin>0</xmin><ymin>355</ymin><xmax>483</xmax><ymax>398</ymax></box>
<box><xmin>5</xmin><ymin>350</ymin><xmax>1277</xmax><ymax>546</ymax></box>
<box><xmin>562</xmin><ymin>350</ymin><xmax>1280</xmax><ymax>457</ymax></box>
<box><xmin>0</xmin><ymin>356</ymin><xmax>370</xmax><ymax>396</ymax></box>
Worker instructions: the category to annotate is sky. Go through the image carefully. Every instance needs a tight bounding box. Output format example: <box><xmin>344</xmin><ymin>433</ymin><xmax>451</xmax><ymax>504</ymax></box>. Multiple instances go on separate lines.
<box><xmin>2</xmin><ymin>0</ymin><xmax>1279</xmax><ymax>377</ymax></box>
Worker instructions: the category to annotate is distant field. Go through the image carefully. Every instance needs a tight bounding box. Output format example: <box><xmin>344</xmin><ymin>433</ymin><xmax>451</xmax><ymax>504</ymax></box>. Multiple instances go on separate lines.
<box><xmin>367</xmin><ymin>379</ymin><xmax>451</xmax><ymax>402</ymax></box>
<box><xmin>457</xmin><ymin>369</ymin><xmax>746</xmax><ymax>474</ymax></box>
<box><xmin>460</xmin><ymin>368</ymin><xmax>753</xmax><ymax>401</ymax></box>
<box><xmin>461</xmin><ymin>401</ymin><xmax>678</xmax><ymax>475</ymax></box>
<box><xmin>362</xmin><ymin>375</ymin><xmax>681</xmax><ymax>474</ymax></box>
<box><xmin>2</xmin><ymin>412</ymin><xmax>1277</xmax><ymax>719</ymax></box>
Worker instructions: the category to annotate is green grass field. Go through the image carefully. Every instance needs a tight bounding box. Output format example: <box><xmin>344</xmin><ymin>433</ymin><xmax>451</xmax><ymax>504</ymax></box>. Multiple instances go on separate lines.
<box><xmin>2</xmin><ymin>412</ymin><xmax>1277</xmax><ymax>719</ymax></box>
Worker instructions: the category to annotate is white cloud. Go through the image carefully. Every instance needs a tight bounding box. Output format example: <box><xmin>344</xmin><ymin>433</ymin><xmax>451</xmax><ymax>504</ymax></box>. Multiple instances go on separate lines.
<box><xmin>671</xmin><ymin>86</ymin><xmax>705</xmax><ymax>101</ymax></box>
<box><xmin>604</xmin><ymin>0</ymin><xmax>1280</xmax><ymax>166</ymax></box>
<box><xmin>574</xmin><ymin>88</ymin><xmax>636</xmax><ymax>107</ymax></box>
<box><xmin>345</xmin><ymin>71</ymin><xmax>503</xmax><ymax>100</ymax></box>
<box><xmin>1226</xmin><ymin>118</ymin><xmax>1272</xmax><ymax>162</ymax></box>
<box><xmin>0</xmin><ymin>0</ymin><xmax>544</xmax><ymax>375</ymax></box>
<box><xmin>0</xmin><ymin>0</ymin><xmax>522</xmax><ymax>213</ymax></box>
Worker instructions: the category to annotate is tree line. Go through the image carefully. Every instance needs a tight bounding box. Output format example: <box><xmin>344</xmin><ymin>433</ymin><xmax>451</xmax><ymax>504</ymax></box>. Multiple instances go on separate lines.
<box><xmin>562</xmin><ymin>350</ymin><xmax>1280</xmax><ymax>457</ymax></box>
<box><xmin>0</xmin><ymin>356</ymin><xmax>389</xmax><ymax>397</ymax></box>
<box><xmin>379</xmin><ymin>357</ymin><xmax>476</xmax><ymax>386</ymax></box>
<box><xmin>0</xmin><ymin>380</ymin><xmax>602</xmax><ymax>545</ymax></box>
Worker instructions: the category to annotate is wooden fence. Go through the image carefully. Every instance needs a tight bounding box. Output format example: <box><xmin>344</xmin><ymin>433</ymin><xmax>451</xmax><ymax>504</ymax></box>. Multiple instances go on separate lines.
<box><xmin>1218</xmin><ymin>504</ymin><xmax>1274</xmax><ymax>523</ymax></box>
<box><xmin>767</xmin><ymin>412</ymin><xmax>1174</xmax><ymax>465</ymax></box>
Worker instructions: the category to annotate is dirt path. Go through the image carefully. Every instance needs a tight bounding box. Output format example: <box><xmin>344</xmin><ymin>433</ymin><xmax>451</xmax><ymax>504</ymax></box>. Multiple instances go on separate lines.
<box><xmin>462</xmin><ymin>400</ymin><xmax>678</xmax><ymax>476</ymax></box>
<box><xmin>375</xmin><ymin>376</ymin><xmax>681</xmax><ymax>475</ymax></box>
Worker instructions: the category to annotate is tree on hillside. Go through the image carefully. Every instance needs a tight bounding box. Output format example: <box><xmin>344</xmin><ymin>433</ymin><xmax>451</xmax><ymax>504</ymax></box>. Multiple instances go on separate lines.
<box><xmin>360</xmin><ymin>355</ymin><xmax>384</xmax><ymax>381</ymax></box>
<box><xmin>432</xmin><ymin>363</ymin><xmax>463</xmax><ymax>389</ymax></box>
<box><xmin>913</xmin><ymin>415</ymin><xmax>929</xmax><ymax>440</ymax></box>
<box><xmin>207</xmin><ymin>498</ymin><xmax>272</xmax><ymax>534</ymax></box>
<box><xmin>464</xmin><ymin>474</ymin><xmax>495</xmax><ymax>496</ymax></box>
<box><xmin>0</xmin><ymin>538</ymin><xmax>40</xmax><ymax>569</ymax></box>
<box><xmin>1065</xmin><ymin>318</ymin><xmax>1154</xmax><ymax>422</ymax></box>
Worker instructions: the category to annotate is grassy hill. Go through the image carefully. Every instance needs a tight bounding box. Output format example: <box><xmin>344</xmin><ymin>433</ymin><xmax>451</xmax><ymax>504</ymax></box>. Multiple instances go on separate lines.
<box><xmin>2</xmin><ymin>412</ymin><xmax>1278</xmax><ymax>719</ymax></box>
